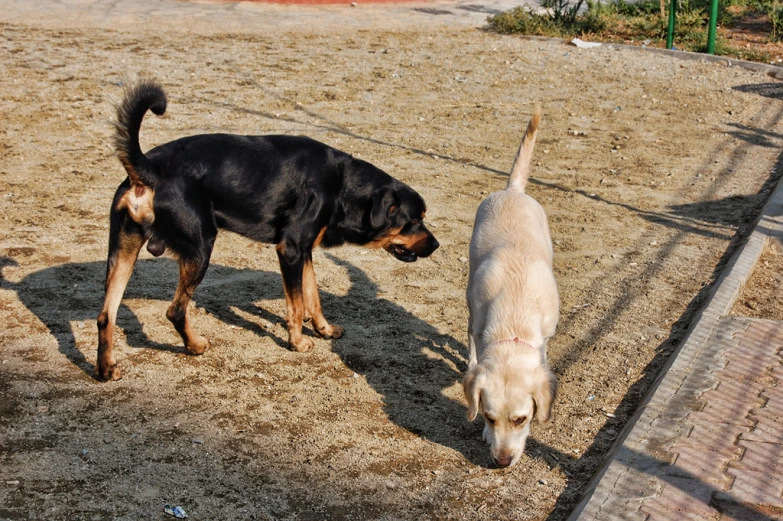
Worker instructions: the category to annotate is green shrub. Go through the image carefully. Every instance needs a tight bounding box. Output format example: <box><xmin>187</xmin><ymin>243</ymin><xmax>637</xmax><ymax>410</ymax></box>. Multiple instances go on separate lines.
<box><xmin>580</xmin><ymin>6</ymin><xmax>610</xmax><ymax>32</ymax></box>
<box><xmin>671</xmin><ymin>10</ymin><xmax>709</xmax><ymax>44</ymax></box>
<box><xmin>613</xmin><ymin>0</ymin><xmax>661</xmax><ymax>17</ymax></box>
<box><xmin>487</xmin><ymin>7</ymin><xmax>565</xmax><ymax>36</ymax></box>
<box><xmin>587</xmin><ymin>0</ymin><xmax>616</xmax><ymax>17</ymax></box>
<box><xmin>487</xmin><ymin>1</ymin><xmax>609</xmax><ymax>36</ymax></box>
<box><xmin>542</xmin><ymin>0</ymin><xmax>586</xmax><ymax>24</ymax></box>
<box><xmin>487</xmin><ymin>0</ymin><xmax>781</xmax><ymax>62</ymax></box>
<box><xmin>630</xmin><ymin>13</ymin><xmax>668</xmax><ymax>37</ymax></box>
<box><xmin>768</xmin><ymin>0</ymin><xmax>783</xmax><ymax>40</ymax></box>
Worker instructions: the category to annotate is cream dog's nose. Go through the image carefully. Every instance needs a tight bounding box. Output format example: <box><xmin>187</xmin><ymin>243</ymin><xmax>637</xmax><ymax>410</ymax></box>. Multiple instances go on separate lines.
<box><xmin>493</xmin><ymin>454</ymin><xmax>513</xmax><ymax>468</ymax></box>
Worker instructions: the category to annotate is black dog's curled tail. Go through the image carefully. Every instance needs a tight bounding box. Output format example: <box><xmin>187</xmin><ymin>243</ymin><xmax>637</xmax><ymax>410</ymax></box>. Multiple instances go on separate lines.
<box><xmin>114</xmin><ymin>79</ymin><xmax>167</xmax><ymax>187</ymax></box>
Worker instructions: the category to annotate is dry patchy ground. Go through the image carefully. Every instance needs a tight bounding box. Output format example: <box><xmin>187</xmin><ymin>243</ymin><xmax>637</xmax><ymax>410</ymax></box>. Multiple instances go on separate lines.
<box><xmin>1</xmin><ymin>2</ymin><xmax>783</xmax><ymax>519</ymax></box>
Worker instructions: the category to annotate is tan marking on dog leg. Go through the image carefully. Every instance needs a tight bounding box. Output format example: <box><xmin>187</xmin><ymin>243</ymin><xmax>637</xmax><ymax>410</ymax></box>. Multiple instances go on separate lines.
<box><xmin>300</xmin><ymin>227</ymin><xmax>328</xmax><ymax>324</ymax></box>
<box><xmin>96</xmin><ymin>232</ymin><xmax>144</xmax><ymax>381</ymax></box>
<box><xmin>281</xmin><ymin>276</ymin><xmax>312</xmax><ymax>352</ymax></box>
<box><xmin>166</xmin><ymin>260</ymin><xmax>209</xmax><ymax>355</ymax></box>
<box><xmin>312</xmin><ymin>226</ymin><xmax>327</xmax><ymax>248</ymax></box>
<box><xmin>303</xmin><ymin>258</ymin><xmax>343</xmax><ymax>340</ymax></box>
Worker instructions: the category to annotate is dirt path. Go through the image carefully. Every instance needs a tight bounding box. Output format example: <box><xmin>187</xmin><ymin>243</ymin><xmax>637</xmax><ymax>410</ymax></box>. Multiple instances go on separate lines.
<box><xmin>2</xmin><ymin>1</ymin><xmax>783</xmax><ymax>519</ymax></box>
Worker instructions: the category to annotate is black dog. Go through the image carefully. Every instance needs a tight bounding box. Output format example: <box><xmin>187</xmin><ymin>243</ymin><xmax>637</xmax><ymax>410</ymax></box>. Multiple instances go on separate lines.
<box><xmin>96</xmin><ymin>79</ymin><xmax>439</xmax><ymax>381</ymax></box>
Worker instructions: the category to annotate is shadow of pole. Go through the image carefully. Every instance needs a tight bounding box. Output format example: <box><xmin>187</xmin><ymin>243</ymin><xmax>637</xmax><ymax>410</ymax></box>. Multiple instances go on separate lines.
<box><xmin>551</xmin><ymin>102</ymin><xmax>783</xmax><ymax>377</ymax></box>
<box><xmin>193</xmin><ymin>81</ymin><xmax>783</xmax><ymax>246</ymax></box>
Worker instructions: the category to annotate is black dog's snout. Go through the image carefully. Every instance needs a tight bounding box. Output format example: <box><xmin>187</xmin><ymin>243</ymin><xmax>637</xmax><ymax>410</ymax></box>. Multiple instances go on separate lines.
<box><xmin>417</xmin><ymin>234</ymin><xmax>439</xmax><ymax>258</ymax></box>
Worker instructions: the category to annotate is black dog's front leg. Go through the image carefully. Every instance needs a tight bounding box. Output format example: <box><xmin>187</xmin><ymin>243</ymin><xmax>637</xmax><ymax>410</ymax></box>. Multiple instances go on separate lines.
<box><xmin>276</xmin><ymin>240</ymin><xmax>312</xmax><ymax>352</ymax></box>
<box><xmin>303</xmin><ymin>253</ymin><xmax>344</xmax><ymax>340</ymax></box>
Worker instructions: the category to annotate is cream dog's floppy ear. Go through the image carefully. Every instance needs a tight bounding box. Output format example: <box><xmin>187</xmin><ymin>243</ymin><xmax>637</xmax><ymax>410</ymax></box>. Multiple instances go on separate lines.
<box><xmin>463</xmin><ymin>367</ymin><xmax>484</xmax><ymax>421</ymax></box>
<box><xmin>533</xmin><ymin>365</ymin><xmax>558</xmax><ymax>424</ymax></box>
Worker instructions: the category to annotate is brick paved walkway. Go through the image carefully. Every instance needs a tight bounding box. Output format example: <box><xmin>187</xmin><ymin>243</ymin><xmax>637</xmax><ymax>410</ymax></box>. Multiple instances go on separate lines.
<box><xmin>641</xmin><ymin>318</ymin><xmax>783</xmax><ymax>520</ymax></box>
<box><xmin>570</xmin><ymin>178</ymin><xmax>783</xmax><ymax>520</ymax></box>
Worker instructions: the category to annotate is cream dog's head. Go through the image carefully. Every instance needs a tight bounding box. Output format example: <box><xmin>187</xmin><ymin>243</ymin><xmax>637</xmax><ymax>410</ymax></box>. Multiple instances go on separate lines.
<box><xmin>463</xmin><ymin>360</ymin><xmax>557</xmax><ymax>468</ymax></box>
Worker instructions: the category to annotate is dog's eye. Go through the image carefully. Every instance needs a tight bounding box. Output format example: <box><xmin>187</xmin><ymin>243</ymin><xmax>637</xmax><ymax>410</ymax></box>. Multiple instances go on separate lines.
<box><xmin>410</xmin><ymin>219</ymin><xmax>421</xmax><ymax>226</ymax></box>
<box><xmin>513</xmin><ymin>416</ymin><xmax>527</xmax><ymax>426</ymax></box>
<box><xmin>485</xmin><ymin>415</ymin><xmax>496</xmax><ymax>425</ymax></box>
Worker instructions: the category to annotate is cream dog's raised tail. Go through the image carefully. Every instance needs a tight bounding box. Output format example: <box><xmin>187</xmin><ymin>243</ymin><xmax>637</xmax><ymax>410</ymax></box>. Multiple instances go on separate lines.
<box><xmin>506</xmin><ymin>106</ymin><xmax>541</xmax><ymax>192</ymax></box>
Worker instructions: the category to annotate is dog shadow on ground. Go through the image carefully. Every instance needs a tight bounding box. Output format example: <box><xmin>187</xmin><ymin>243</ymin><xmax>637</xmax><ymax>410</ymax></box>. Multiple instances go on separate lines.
<box><xmin>0</xmin><ymin>254</ymin><xmax>569</xmax><ymax>467</ymax></box>
<box><xmin>0</xmin><ymin>256</ymin><xmax>291</xmax><ymax>371</ymax></box>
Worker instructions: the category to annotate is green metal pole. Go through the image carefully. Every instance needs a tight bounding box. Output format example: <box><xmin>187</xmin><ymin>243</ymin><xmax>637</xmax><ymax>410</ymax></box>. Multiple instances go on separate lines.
<box><xmin>666</xmin><ymin>0</ymin><xmax>678</xmax><ymax>49</ymax></box>
<box><xmin>707</xmin><ymin>0</ymin><xmax>719</xmax><ymax>54</ymax></box>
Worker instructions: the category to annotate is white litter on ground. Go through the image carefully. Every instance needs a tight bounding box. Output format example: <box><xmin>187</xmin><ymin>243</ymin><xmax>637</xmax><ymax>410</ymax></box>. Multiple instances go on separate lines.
<box><xmin>570</xmin><ymin>38</ymin><xmax>602</xmax><ymax>49</ymax></box>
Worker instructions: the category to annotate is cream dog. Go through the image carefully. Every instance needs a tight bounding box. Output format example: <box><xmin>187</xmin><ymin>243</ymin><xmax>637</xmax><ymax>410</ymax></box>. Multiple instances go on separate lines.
<box><xmin>463</xmin><ymin>107</ymin><xmax>558</xmax><ymax>468</ymax></box>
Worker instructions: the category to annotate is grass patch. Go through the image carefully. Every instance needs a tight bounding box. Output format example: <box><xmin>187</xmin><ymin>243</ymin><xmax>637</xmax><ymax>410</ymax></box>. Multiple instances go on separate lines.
<box><xmin>488</xmin><ymin>2</ymin><xmax>609</xmax><ymax>37</ymax></box>
<box><xmin>487</xmin><ymin>0</ymin><xmax>780</xmax><ymax>65</ymax></box>
<box><xmin>489</xmin><ymin>7</ymin><xmax>570</xmax><ymax>37</ymax></box>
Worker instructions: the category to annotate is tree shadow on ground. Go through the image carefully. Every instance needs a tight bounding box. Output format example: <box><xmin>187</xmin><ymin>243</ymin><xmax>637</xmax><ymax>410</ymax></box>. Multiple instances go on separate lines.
<box><xmin>666</xmin><ymin>192</ymin><xmax>770</xmax><ymax>230</ymax></box>
<box><xmin>733</xmin><ymin>82</ymin><xmax>783</xmax><ymax>101</ymax></box>
<box><xmin>544</xmin><ymin>144</ymin><xmax>783</xmax><ymax>521</ymax></box>
<box><xmin>205</xmin><ymin>92</ymin><xmax>778</xmax><ymax>245</ymax></box>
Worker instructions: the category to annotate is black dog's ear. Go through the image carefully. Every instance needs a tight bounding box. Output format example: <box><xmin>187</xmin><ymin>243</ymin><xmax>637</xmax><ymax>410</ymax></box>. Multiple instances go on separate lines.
<box><xmin>370</xmin><ymin>187</ymin><xmax>399</xmax><ymax>229</ymax></box>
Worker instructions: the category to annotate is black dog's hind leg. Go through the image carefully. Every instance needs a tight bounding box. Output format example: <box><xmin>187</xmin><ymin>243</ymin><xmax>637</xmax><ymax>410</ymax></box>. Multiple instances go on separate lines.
<box><xmin>276</xmin><ymin>239</ymin><xmax>314</xmax><ymax>352</ymax></box>
<box><xmin>97</xmin><ymin>214</ymin><xmax>145</xmax><ymax>381</ymax></box>
<box><xmin>166</xmin><ymin>241</ymin><xmax>214</xmax><ymax>356</ymax></box>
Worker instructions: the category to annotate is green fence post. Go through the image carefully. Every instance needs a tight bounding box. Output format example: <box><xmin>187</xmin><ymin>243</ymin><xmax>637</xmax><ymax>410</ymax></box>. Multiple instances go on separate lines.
<box><xmin>707</xmin><ymin>0</ymin><xmax>719</xmax><ymax>53</ymax></box>
<box><xmin>666</xmin><ymin>0</ymin><xmax>678</xmax><ymax>49</ymax></box>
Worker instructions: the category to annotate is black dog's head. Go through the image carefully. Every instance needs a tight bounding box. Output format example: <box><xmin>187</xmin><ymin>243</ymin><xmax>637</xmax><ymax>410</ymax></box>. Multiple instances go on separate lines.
<box><xmin>368</xmin><ymin>184</ymin><xmax>439</xmax><ymax>262</ymax></box>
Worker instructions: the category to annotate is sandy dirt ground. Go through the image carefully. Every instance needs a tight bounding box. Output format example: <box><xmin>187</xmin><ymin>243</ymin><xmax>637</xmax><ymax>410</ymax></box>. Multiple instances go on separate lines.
<box><xmin>2</xmin><ymin>1</ymin><xmax>783</xmax><ymax>519</ymax></box>
<box><xmin>732</xmin><ymin>238</ymin><xmax>783</xmax><ymax>320</ymax></box>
